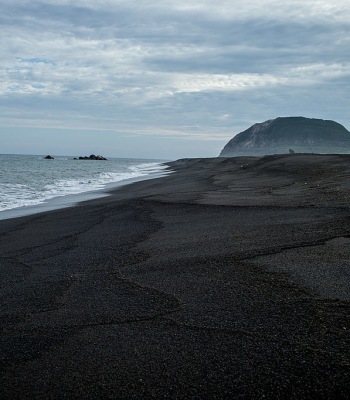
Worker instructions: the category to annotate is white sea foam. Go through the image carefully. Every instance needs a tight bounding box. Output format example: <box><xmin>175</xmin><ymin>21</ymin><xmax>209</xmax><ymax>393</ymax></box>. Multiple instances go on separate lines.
<box><xmin>129</xmin><ymin>162</ymin><xmax>170</xmax><ymax>174</ymax></box>
<box><xmin>0</xmin><ymin>155</ymin><xmax>169</xmax><ymax>212</ymax></box>
<box><xmin>0</xmin><ymin>183</ymin><xmax>46</xmax><ymax>211</ymax></box>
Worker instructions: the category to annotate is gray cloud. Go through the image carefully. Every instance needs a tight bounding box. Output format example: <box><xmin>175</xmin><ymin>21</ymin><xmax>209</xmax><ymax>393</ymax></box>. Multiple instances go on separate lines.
<box><xmin>1</xmin><ymin>0</ymin><xmax>350</xmax><ymax>158</ymax></box>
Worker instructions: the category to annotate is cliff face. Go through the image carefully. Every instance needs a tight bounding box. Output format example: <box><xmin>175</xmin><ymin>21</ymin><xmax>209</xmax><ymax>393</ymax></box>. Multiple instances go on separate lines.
<box><xmin>220</xmin><ymin>117</ymin><xmax>350</xmax><ymax>157</ymax></box>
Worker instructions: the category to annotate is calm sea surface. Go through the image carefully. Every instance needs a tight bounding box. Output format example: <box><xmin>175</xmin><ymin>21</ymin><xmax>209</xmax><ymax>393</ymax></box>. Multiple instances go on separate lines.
<box><xmin>0</xmin><ymin>154</ymin><xmax>168</xmax><ymax>216</ymax></box>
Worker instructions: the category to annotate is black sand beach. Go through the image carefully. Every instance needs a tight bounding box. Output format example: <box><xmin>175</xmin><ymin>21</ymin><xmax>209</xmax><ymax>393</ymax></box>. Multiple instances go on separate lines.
<box><xmin>1</xmin><ymin>153</ymin><xmax>350</xmax><ymax>399</ymax></box>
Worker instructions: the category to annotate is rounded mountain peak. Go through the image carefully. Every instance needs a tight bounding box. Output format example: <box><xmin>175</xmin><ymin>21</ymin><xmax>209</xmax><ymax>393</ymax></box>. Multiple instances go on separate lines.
<box><xmin>220</xmin><ymin>117</ymin><xmax>350</xmax><ymax>157</ymax></box>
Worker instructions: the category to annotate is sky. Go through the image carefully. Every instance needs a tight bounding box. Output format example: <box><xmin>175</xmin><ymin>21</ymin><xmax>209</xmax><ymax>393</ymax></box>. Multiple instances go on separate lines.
<box><xmin>1</xmin><ymin>0</ymin><xmax>350</xmax><ymax>159</ymax></box>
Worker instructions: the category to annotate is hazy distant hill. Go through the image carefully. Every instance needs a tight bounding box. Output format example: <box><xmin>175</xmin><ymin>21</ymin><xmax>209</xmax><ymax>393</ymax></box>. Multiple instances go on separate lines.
<box><xmin>220</xmin><ymin>117</ymin><xmax>350</xmax><ymax>157</ymax></box>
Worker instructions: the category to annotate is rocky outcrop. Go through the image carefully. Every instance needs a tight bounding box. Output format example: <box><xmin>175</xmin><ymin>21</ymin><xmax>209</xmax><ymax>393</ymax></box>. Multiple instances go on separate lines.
<box><xmin>220</xmin><ymin>117</ymin><xmax>350</xmax><ymax>157</ymax></box>
<box><xmin>44</xmin><ymin>155</ymin><xmax>54</xmax><ymax>159</ymax></box>
<box><xmin>75</xmin><ymin>154</ymin><xmax>107</xmax><ymax>160</ymax></box>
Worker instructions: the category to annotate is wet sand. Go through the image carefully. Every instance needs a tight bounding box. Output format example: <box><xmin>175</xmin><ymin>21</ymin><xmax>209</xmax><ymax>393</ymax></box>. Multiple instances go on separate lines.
<box><xmin>1</xmin><ymin>153</ymin><xmax>350</xmax><ymax>399</ymax></box>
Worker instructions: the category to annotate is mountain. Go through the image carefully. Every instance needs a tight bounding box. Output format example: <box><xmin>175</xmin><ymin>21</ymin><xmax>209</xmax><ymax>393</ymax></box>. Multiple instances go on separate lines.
<box><xmin>220</xmin><ymin>117</ymin><xmax>350</xmax><ymax>157</ymax></box>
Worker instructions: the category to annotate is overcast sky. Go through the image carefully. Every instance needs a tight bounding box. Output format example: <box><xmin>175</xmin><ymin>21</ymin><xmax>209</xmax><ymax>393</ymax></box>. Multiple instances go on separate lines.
<box><xmin>1</xmin><ymin>0</ymin><xmax>349</xmax><ymax>159</ymax></box>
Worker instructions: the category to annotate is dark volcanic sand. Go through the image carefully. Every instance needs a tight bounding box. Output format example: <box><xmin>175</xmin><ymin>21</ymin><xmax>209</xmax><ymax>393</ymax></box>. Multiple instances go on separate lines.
<box><xmin>0</xmin><ymin>153</ymin><xmax>349</xmax><ymax>399</ymax></box>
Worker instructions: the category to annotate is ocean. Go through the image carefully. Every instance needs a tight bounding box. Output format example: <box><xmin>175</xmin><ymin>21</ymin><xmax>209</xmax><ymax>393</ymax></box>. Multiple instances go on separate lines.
<box><xmin>0</xmin><ymin>154</ymin><xmax>169</xmax><ymax>219</ymax></box>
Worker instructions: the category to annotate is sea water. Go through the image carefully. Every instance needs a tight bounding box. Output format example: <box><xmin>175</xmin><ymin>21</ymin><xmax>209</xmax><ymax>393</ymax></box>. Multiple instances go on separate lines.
<box><xmin>0</xmin><ymin>154</ymin><xmax>169</xmax><ymax>218</ymax></box>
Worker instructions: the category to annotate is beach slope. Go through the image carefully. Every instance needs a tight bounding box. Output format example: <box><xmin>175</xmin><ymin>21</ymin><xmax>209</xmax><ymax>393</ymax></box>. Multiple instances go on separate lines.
<box><xmin>1</xmin><ymin>154</ymin><xmax>350</xmax><ymax>398</ymax></box>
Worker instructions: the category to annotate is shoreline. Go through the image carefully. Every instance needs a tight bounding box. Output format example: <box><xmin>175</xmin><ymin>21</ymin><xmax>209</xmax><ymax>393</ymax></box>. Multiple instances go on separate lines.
<box><xmin>0</xmin><ymin>168</ymin><xmax>170</xmax><ymax>221</ymax></box>
<box><xmin>1</xmin><ymin>153</ymin><xmax>349</xmax><ymax>398</ymax></box>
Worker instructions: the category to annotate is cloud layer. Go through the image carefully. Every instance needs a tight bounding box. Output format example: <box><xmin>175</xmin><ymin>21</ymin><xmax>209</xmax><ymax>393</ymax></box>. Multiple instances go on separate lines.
<box><xmin>1</xmin><ymin>0</ymin><xmax>350</xmax><ymax>157</ymax></box>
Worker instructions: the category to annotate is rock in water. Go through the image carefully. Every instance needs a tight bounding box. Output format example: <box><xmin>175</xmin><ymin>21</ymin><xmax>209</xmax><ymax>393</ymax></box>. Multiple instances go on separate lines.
<box><xmin>78</xmin><ymin>154</ymin><xmax>107</xmax><ymax>160</ymax></box>
<box><xmin>220</xmin><ymin>117</ymin><xmax>350</xmax><ymax>157</ymax></box>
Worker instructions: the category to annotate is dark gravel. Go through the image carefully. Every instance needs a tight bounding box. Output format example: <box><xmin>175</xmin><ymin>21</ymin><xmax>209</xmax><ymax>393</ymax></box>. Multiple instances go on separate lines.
<box><xmin>1</xmin><ymin>154</ymin><xmax>350</xmax><ymax>399</ymax></box>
